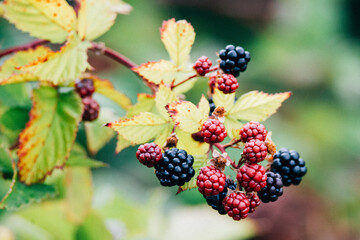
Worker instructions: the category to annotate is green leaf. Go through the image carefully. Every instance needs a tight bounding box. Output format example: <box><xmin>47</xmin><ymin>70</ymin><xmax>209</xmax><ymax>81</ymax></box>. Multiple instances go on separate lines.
<box><xmin>65</xmin><ymin>167</ymin><xmax>93</xmax><ymax>224</ymax></box>
<box><xmin>212</xmin><ymin>88</ymin><xmax>235</xmax><ymax>112</ymax></box>
<box><xmin>115</xmin><ymin>133</ymin><xmax>133</xmax><ymax>154</ymax></box>
<box><xmin>179</xmin><ymin>154</ymin><xmax>207</xmax><ymax>191</ymax></box>
<box><xmin>0</xmin><ymin>107</ymin><xmax>29</xmax><ymax>131</ymax></box>
<box><xmin>20</xmin><ymin>35</ymin><xmax>92</xmax><ymax>85</ymax></box>
<box><xmin>0</xmin><ymin>180</ymin><xmax>56</xmax><ymax>210</ymax></box>
<box><xmin>160</xmin><ymin>18</ymin><xmax>195</xmax><ymax>69</ymax></box>
<box><xmin>0</xmin><ymin>147</ymin><xmax>13</xmax><ymax>174</ymax></box>
<box><xmin>0</xmin><ymin>84</ymin><xmax>31</xmax><ymax>107</ymax></box>
<box><xmin>66</xmin><ymin>144</ymin><xmax>107</xmax><ymax>168</ymax></box>
<box><xmin>84</xmin><ymin>108</ymin><xmax>118</xmax><ymax>155</ymax></box>
<box><xmin>167</xmin><ymin>100</ymin><xmax>207</xmax><ymax>133</ymax></box>
<box><xmin>107</xmin><ymin>112</ymin><xmax>173</xmax><ymax>146</ymax></box>
<box><xmin>92</xmin><ymin>75</ymin><xmax>132</xmax><ymax>110</ymax></box>
<box><xmin>3</xmin><ymin>0</ymin><xmax>76</xmax><ymax>43</ymax></box>
<box><xmin>78</xmin><ymin>0</ymin><xmax>116</xmax><ymax>41</ymax></box>
<box><xmin>17</xmin><ymin>86</ymin><xmax>83</xmax><ymax>185</ymax></box>
<box><xmin>0</xmin><ymin>46</ymin><xmax>49</xmax><ymax>85</ymax></box>
<box><xmin>155</xmin><ymin>84</ymin><xmax>178</xmax><ymax>119</ymax></box>
<box><xmin>224</xmin><ymin>116</ymin><xmax>243</xmax><ymax>139</ymax></box>
<box><xmin>228</xmin><ymin>91</ymin><xmax>292</xmax><ymax>122</ymax></box>
<box><xmin>76</xmin><ymin>211</ymin><xmax>113</xmax><ymax>240</ymax></box>
<box><xmin>126</xmin><ymin>93</ymin><xmax>155</xmax><ymax>118</ymax></box>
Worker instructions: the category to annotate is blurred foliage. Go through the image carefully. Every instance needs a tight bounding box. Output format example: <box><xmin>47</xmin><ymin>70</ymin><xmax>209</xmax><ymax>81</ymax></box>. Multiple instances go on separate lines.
<box><xmin>0</xmin><ymin>0</ymin><xmax>360</xmax><ymax>238</ymax></box>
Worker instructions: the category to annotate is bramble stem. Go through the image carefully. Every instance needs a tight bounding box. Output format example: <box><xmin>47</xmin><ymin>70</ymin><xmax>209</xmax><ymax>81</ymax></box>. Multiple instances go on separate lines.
<box><xmin>0</xmin><ymin>39</ymin><xmax>49</xmax><ymax>59</ymax></box>
<box><xmin>223</xmin><ymin>138</ymin><xmax>243</xmax><ymax>149</ymax></box>
<box><xmin>171</xmin><ymin>73</ymin><xmax>198</xmax><ymax>89</ymax></box>
<box><xmin>213</xmin><ymin>143</ymin><xmax>238</xmax><ymax>169</ymax></box>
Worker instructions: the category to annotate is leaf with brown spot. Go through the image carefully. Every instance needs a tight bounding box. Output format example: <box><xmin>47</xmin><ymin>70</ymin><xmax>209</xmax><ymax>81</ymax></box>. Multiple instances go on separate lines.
<box><xmin>3</xmin><ymin>0</ymin><xmax>76</xmax><ymax>43</ymax></box>
<box><xmin>17</xmin><ymin>86</ymin><xmax>83</xmax><ymax>185</ymax></box>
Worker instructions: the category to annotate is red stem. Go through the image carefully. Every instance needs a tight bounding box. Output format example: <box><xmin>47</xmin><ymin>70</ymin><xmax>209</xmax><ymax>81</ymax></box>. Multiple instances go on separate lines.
<box><xmin>0</xmin><ymin>39</ymin><xmax>49</xmax><ymax>59</ymax></box>
<box><xmin>171</xmin><ymin>73</ymin><xmax>197</xmax><ymax>89</ymax></box>
<box><xmin>213</xmin><ymin>143</ymin><xmax>238</xmax><ymax>169</ymax></box>
<box><xmin>223</xmin><ymin>138</ymin><xmax>242</xmax><ymax>149</ymax></box>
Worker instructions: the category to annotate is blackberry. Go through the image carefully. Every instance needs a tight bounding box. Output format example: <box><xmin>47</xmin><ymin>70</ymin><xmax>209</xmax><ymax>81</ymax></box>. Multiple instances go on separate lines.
<box><xmin>271</xmin><ymin>148</ymin><xmax>307</xmax><ymax>186</ymax></box>
<box><xmin>208</xmin><ymin>97</ymin><xmax>216</xmax><ymax>116</ymax></box>
<box><xmin>217</xmin><ymin>74</ymin><xmax>239</xmax><ymax>94</ymax></box>
<box><xmin>219</xmin><ymin>45</ymin><xmax>251</xmax><ymax>77</ymax></box>
<box><xmin>240</xmin><ymin>121</ymin><xmax>267</xmax><ymax>142</ymax></box>
<box><xmin>258</xmin><ymin>172</ymin><xmax>283</xmax><ymax>203</ymax></box>
<box><xmin>243</xmin><ymin>139</ymin><xmax>268</xmax><ymax>163</ymax></box>
<box><xmin>236</xmin><ymin>163</ymin><xmax>267</xmax><ymax>192</ymax></box>
<box><xmin>204</xmin><ymin>178</ymin><xmax>237</xmax><ymax>215</ymax></box>
<box><xmin>82</xmin><ymin>97</ymin><xmax>99</xmax><ymax>121</ymax></box>
<box><xmin>136</xmin><ymin>143</ymin><xmax>162</xmax><ymax>167</ymax></box>
<box><xmin>196</xmin><ymin>165</ymin><xmax>226</xmax><ymax>196</ymax></box>
<box><xmin>201</xmin><ymin>119</ymin><xmax>227</xmax><ymax>143</ymax></box>
<box><xmin>75</xmin><ymin>78</ymin><xmax>95</xmax><ymax>98</ymax></box>
<box><xmin>223</xmin><ymin>192</ymin><xmax>250</xmax><ymax>220</ymax></box>
<box><xmin>248</xmin><ymin>193</ymin><xmax>261</xmax><ymax>213</ymax></box>
<box><xmin>154</xmin><ymin>148</ymin><xmax>195</xmax><ymax>187</ymax></box>
<box><xmin>193</xmin><ymin>56</ymin><xmax>212</xmax><ymax>76</ymax></box>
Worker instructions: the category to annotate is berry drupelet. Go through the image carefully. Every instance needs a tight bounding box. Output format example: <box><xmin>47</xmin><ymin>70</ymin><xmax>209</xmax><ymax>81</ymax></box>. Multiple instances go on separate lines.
<box><xmin>219</xmin><ymin>45</ymin><xmax>251</xmax><ymax>77</ymax></box>
<box><xmin>154</xmin><ymin>148</ymin><xmax>195</xmax><ymax>187</ymax></box>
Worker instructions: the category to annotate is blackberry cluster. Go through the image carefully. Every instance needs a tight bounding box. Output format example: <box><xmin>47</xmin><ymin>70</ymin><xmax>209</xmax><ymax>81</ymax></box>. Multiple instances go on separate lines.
<box><xmin>271</xmin><ymin>148</ymin><xmax>307</xmax><ymax>186</ymax></box>
<box><xmin>204</xmin><ymin>179</ymin><xmax>236</xmax><ymax>215</ymax></box>
<box><xmin>258</xmin><ymin>172</ymin><xmax>283</xmax><ymax>203</ymax></box>
<box><xmin>219</xmin><ymin>45</ymin><xmax>251</xmax><ymax>77</ymax></box>
<box><xmin>155</xmin><ymin>148</ymin><xmax>195</xmax><ymax>187</ymax></box>
<box><xmin>82</xmin><ymin>97</ymin><xmax>99</xmax><ymax>121</ymax></box>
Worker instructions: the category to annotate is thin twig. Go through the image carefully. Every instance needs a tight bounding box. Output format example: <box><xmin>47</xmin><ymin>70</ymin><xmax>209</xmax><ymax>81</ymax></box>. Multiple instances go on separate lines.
<box><xmin>171</xmin><ymin>73</ymin><xmax>198</xmax><ymax>89</ymax></box>
<box><xmin>0</xmin><ymin>39</ymin><xmax>49</xmax><ymax>59</ymax></box>
<box><xmin>223</xmin><ymin>138</ymin><xmax>243</xmax><ymax>149</ymax></box>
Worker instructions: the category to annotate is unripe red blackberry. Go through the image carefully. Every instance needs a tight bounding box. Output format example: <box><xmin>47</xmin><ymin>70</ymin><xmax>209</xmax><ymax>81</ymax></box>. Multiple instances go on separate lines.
<box><xmin>258</xmin><ymin>172</ymin><xmax>283</xmax><ymax>203</ymax></box>
<box><xmin>82</xmin><ymin>97</ymin><xmax>99</xmax><ymax>121</ymax></box>
<box><xmin>247</xmin><ymin>193</ymin><xmax>261</xmax><ymax>213</ymax></box>
<box><xmin>197</xmin><ymin>165</ymin><xmax>226</xmax><ymax>196</ymax></box>
<box><xmin>217</xmin><ymin>74</ymin><xmax>239</xmax><ymax>94</ymax></box>
<box><xmin>193</xmin><ymin>56</ymin><xmax>212</xmax><ymax>76</ymax></box>
<box><xmin>136</xmin><ymin>143</ymin><xmax>162</xmax><ymax>167</ymax></box>
<box><xmin>154</xmin><ymin>148</ymin><xmax>195</xmax><ymax>187</ymax></box>
<box><xmin>222</xmin><ymin>192</ymin><xmax>250</xmax><ymax>220</ymax></box>
<box><xmin>236</xmin><ymin>163</ymin><xmax>267</xmax><ymax>192</ymax></box>
<box><xmin>240</xmin><ymin>121</ymin><xmax>267</xmax><ymax>142</ymax></box>
<box><xmin>201</xmin><ymin>119</ymin><xmax>227</xmax><ymax>143</ymax></box>
<box><xmin>243</xmin><ymin>139</ymin><xmax>268</xmax><ymax>163</ymax></box>
<box><xmin>75</xmin><ymin>78</ymin><xmax>95</xmax><ymax>98</ymax></box>
<box><xmin>219</xmin><ymin>45</ymin><xmax>251</xmax><ymax>77</ymax></box>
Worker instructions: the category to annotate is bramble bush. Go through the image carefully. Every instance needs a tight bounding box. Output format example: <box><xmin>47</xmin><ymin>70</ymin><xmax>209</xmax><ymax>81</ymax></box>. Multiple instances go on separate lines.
<box><xmin>0</xmin><ymin>0</ymin><xmax>307</xmax><ymax>237</ymax></box>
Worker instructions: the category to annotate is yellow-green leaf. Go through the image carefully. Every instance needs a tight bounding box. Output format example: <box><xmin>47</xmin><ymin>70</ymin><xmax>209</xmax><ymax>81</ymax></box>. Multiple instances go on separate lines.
<box><xmin>107</xmin><ymin>112</ymin><xmax>173</xmax><ymax>145</ymax></box>
<box><xmin>198</xmin><ymin>95</ymin><xmax>210</xmax><ymax>121</ymax></box>
<box><xmin>17</xmin><ymin>87</ymin><xmax>83</xmax><ymax>184</ymax></box>
<box><xmin>212</xmin><ymin>88</ymin><xmax>236</xmax><ymax>113</ymax></box>
<box><xmin>0</xmin><ymin>3</ymin><xmax>5</xmax><ymax>17</ymax></box>
<box><xmin>160</xmin><ymin>18</ymin><xmax>195</xmax><ymax>69</ymax></box>
<box><xmin>108</xmin><ymin>0</ymin><xmax>132</xmax><ymax>14</ymax></box>
<box><xmin>0</xmin><ymin>46</ymin><xmax>49</xmax><ymax>85</ymax></box>
<box><xmin>167</xmin><ymin>101</ymin><xmax>207</xmax><ymax>133</ymax></box>
<box><xmin>224</xmin><ymin>116</ymin><xmax>243</xmax><ymax>139</ymax></box>
<box><xmin>92</xmin><ymin>75</ymin><xmax>132</xmax><ymax>110</ymax></box>
<box><xmin>179</xmin><ymin>154</ymin><xmax>207</xmax><ymax>191</ymax></box>
<box><xmin>84</xmin><ymin>108</ymin><xmax>118</xmax><ymax>155</ymax></box>
<box><xmin>115</xmin><ymin>133</ymin><xmax>133</xmax><ymax>154</ymax></box>
<box><xmin>155</xmin><ymin>84</ymin><xmax>178</xmax><ymax>119</ymax></box>
<box><xmin>3</xmin><ymin>0</ymin><xmax>76</xmax><ymax>43</ymax></box>
<box><xmin>77</xmin><ymin>0</ymin><xmax>116</xmax><ymax>40</ymax></box>
<box><xmin>66</xmin><ymin>144</ymin><xmax>107</xmax><ymax>168</ymax></box>
<box><xmin>20</xmin><ymin>35</ymin><xmax>92</xmax><ymax>85</ymax></box>
<box><xmin>65</xmin><ymin>167</ymin><xmax>93</xmax><ymax>224</ymax></box>
<box><xmin>176</xmin><ymin>128</ymin><xmax>208</xmax><ymax>156</ymax></box>
<box><xmin>229</xmin><ymin>91</ymin><xmax>292</xmax><ymax>122</ymax></box>
<box><xmin>126</xmin><ymin>93</ymin><xmax>155</xmax><ymax>118</ymax></box>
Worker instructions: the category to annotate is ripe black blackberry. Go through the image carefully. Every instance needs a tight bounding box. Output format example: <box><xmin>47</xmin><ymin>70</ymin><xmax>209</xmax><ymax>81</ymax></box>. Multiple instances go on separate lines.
<box><xmin>271</xmin><ymin>148</ymin><xmax>307</xmax><ymax>186</ymax></box>
<box><xmin>258</xmin><ymin>172</ymin><xmax>283</xmax><ymax>203</ymax></box>
<box><xmin>208</xmin><ymin>97</ymin><xmax>216</xmax><ymax>116</ymax></box>
<box><xmin>154</xmin><ymin>148</ymin><xmax>195</xmax><ymax>187</ymax></box>
<box><xmin>204</xmin><ymin>179</ymin><xmax>237</xmax><ymax>215</ymax></box>
<box><xmin>82</xmin><ymin>97</ymin><xmax>99</xmax><ymax>121</ymax></box>
<box><xmin>219</xmin><ymin>45</ymin><xmax>251</xmax><ymax>77</ymax></box>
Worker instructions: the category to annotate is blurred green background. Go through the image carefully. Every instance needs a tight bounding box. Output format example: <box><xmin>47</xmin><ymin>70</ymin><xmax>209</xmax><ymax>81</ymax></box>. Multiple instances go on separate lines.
<box><xmin>1</xmin><ymin>0</ymin><xmax>360</xmax><ymax>239</ymax></box>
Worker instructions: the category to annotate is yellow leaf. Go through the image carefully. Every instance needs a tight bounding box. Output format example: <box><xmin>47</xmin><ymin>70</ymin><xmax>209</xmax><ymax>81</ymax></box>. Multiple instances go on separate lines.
<box><xmin>107</xmin><ymin>112</ymin><xmax>173</xmax><ymax>145</ymax></box>
<box><xmin>160</xmin><ymin>18</ymin><xmax>195</xmax><ymax>69</ymax></box>
<box><xmin>108</xmin><ymin>0</ymin><xmax>132</xmax><ymax>14</ymax></box>
<box><xmin>155</xmin><ymin>84</ymin><xmax>178</xmax><ymax>119</ymax></box>
<box><xmin>167</xmin><ymin>101</ymin><xmax>207</xmax><ymax>133</ymax></box>
<box><xmin>176</xmin><ymin>128</ymin><xmax>208</xmax><ymax>156</ymax></box>
<box><xmin>0</xmin><ymin>46</ymin><xmax>49</xmax><ymax>85</ymax></box>
<box><xmin>65</xmin><ymin>167</ymin><xmax>93</xmax><ymax>224</ymax></box>
<box><xmin>92</xmin><ymin>75</ymin><xmax>132</xmax><ymax>110</ymax></box>
<box><xmin>133</xmin><ymin>60</ymin><xmax>176</xmax><ymax>84</ymax></box>
<box><xmin>198</xmin><ymin>95</ymin><xmax>210</xmax><ymax>121</ymax></box>
<box><xmin>115</xmin><ymin>133</ymin><xmax>133</xmax><ymax>154</ymax></box>
<box><xmin>224</xmin><ymin>116</ymin><xmax>243</xmax><ymax>139</ymax></box>
<box><xmin>20</xmin><ymin>35</ymin><xmax>92</xmax><ymax>85</ymax></box>
<box><xmin>229</xmin><ymin>91</ymin><xmax>292</xmax><ymax>122</ymax></box>
<box><xmin>212</xmin><ymin>88</ymin><xmax>236</xmax><ymax>113</ymax></box>
<box><xmin>3</xmin><ymin>0</ymin><xmax>76</xmax><ymax>43</ymax></box>
<box><xmin>126</xmin><ymin>93</ymin><xmax>155</xmax><ymax>118</ymax></box>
